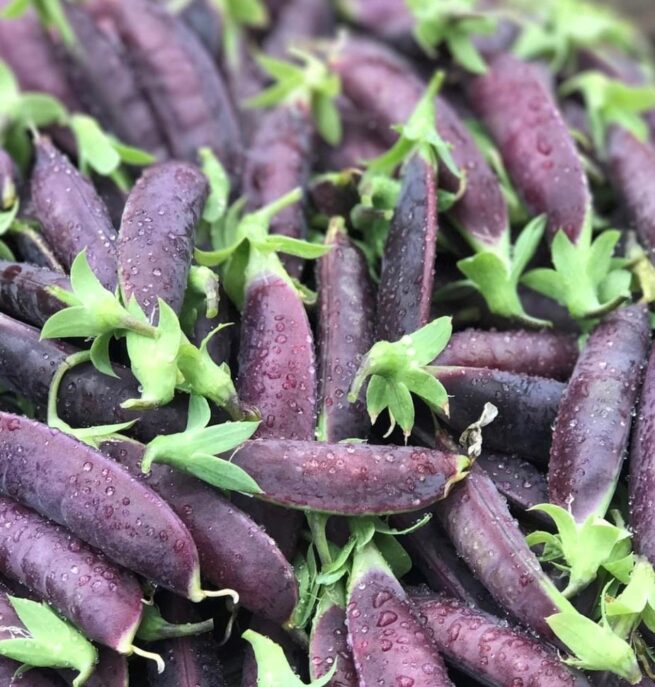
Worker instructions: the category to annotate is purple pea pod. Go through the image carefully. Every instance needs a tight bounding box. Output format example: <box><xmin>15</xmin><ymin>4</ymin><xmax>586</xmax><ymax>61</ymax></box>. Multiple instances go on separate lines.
<box><xmin>0</xmin><ymin>261</ymin><xmax>70</xmax><ymax>327</ymax></box>
<box><xmin>243</xmin><ymin>104</ymin><xmax>313</xmax><ymax>280</ymax></box>
<box><xmin>376</xmin><ymin>151</ymin><xmax>437</xmax><ymax>341</ymax></box>
<box><xmin>0</xmin><ymin>412</ymin><xmax>210</xmax><ymax>602</ymax></box>
<box><xmin>436</xmin><ymin>366</ymin><xmax>565</xmax><ymax>466</ymax></box>
<box><xmin>319</xmin><ymin>109</ymin><xmax>388</xmax><ymax>171</ymax></box>
<box><xmin>435</xmin><ymin>328</ymin><xmax>579</xmax><ymax>380</ymax></box>
<box><xmin>476</xmin><ymin>451</ymin><xmax>549</xmax><ymax>519</ymax></box>
<box><xmin>435</xmin><ymin>466</ymin><xmax>571</xmax><ymax>639</ymax></box>
<box><xmin>147</xmin><ymin>593</ymin><xmax>225</xmax><ymax>687</ymax></box>
<box><xmin>309</xmin><ymin>583</ymin><xmax>358</xmax><ymax>687</ymax></box>
<box><xmin>415</xmin><ymin>595</ymin><xmax>592</xmax><ymax>687</ymax></box>
<box><xmin>228</xmin><ymin>438</ymin><xmax>468</xmax><ymax>515</ymax></box>
<box><xmin>346</xmin><ymin>542</ymin><xmax>452</xmax><ymax>687</ymax></box>
<box><xmin>61</xmin><ymin>3</ymin><xmax>168</xmax><ymax>159</ymax></box>
<box><xmin>335</xmin><ymin>0</ymin><xmax>414</xmax><ymax>44</ymax></box>
<box><xmin>0</xmin><ymin>313</ymin><xmax>187</xmax><ymax>442</ymax></box>
<box><xmin>168</xmin><ymin>0</ymin><xmax>222</xmax><ymax>58</ymax></box>
<box><xmin>30</xmin><ymin>138</ymin><xmax>118</xmax><ymax>290</ymax></box>
<box><xmin>0</xmin><ymin>3</ymin><xmax>81</xmax><ymax>114</ymax></box>
<box><xmin>101</xmin><ymin>438</ymin><xmax>298</xmax><ymax>624</ymax></box>
<box><xmin>607</xmin><ymin>126</ymin><xmax>655</xmax><ymax>259</ymax></box>
<box><xmin>118</xmin><ymin>161</ymin><xmax>208</xmax><ymax>319</ymax></box>
<box><xmin>392</xmin><ymin>512</ymin><xmax>500</xmax><ymax>613</ymax></box>
<box><xmin>549</xmin><ymin>304</ymin><xmax>650</xmax><ymax>522</ymax></box>
<box><xmin>316</xmin><ymin>218</ymin><xmax>375</xmax><ymax>442</ymax></box>
<box><xmin>263</xmin><ymin>0</ymin><xmax>334</xmax><ymax>58</ymax></box>
<box><xmin>96</xmin><ymin>0</ymin><xmax>243</xmax><ymax>183</ymax></box>
<box><xmin>0</xmin><ymin>496</ymin><xmax>143</xmax><ymax>654</ymax></box>
<box><xmin>8</xmin><ymin>225</ymin><xmax>65</xmax><ymax>272</ymax></box>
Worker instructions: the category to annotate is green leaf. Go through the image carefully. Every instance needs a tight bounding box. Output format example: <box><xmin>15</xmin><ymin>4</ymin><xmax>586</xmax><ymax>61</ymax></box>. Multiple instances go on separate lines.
<box><xmin>136</xmin><ymin>603</ymin><xmax>213</xmax><ymax>642</ymax></box>
<box><xmin>350</xmin><ymin>517</ymin><xmax>377</xmax><ymax>550</ymax></box>
<box><xmin>70</xmin><ymin>114</ymin><xmax>121</xmax><ymax>176</ymax></box>
<box><xmin>110</xmin><ymin>139</ymin><xmax>155</xmax><ymax>166</ymax></box>
<box><xmin>0</xmin><ymin>597</ymin><xmax>97</xmax><ymax>687</ymax></box>
<box><xmin>313</xmin><ymin>93</ymin><xmax>342</xmax><ymax>146</ymax></box>
<box><xmin>186</xmin><ymin>393</ymin><xmax>213</xmax><ymax>432</ymax></box>
<box><xmin>289</xmin><ymin>545</ymin><xmax>320</xmax><ymax>630</ymax></box>
<box><xmin>528</xmin><ymin>504</ymin><xmax>632</xmax><ymax>597</ymax></box>
<box><xmin>123</xmin><ymin>299</ymin><xmax>182</xmax><ymax>409</ymax></box>
<box><xmin>0</xmin><ymin>0</ymin><xmax>30</xmax><ymax>19</ymax></box>
<box><xmin>11</xmin><ymin>93</ymin><xmax>67</xmax><ymax>128</ymax></box>
<box><xmin>547</xmin><ymin>611</ymin><xmax>641</xmax><ymax>683</ymax></box>
<box><xmin>316</xmin><ymin>536</ymin><xmax>357</xmax><ymax>586</ymax></box>
<box><xmin>404</xmin><ymin>369</ymin><xmax>449</xmax><ymax>414</ymax></box>
<box><xmin>374</xmin><ymin>533</ymin><xmax>412</xmax><ymax>579</ymax></box>
<box><xmin>409</xmin><ymin>316</ymin><xmax>453</xmax><ymax>365</ymax></box>
<box><xmin>261</xmin><ymin>234</ymin><xmax>331</xmax><ymax>260</ymax></box>
<box><xmin>447</xmin><ymin>31</ymin><xmax>487</xmax><ymax>74</ymax></box>
<box><xmin>243</xmin><ymin>630</ymin><xmax>337</xmax><ymax>687</ymax></box>
<box><xmin>89</xmin><ymin>332</ymin><xmax>117</xmax><ymax>378</ymax></box>
<box><xmin>386</xmin><ymin>381</ymin><xmax>414</xmax><ymax>438</ymax></box>
<box><xmin>199</xmin><ymin>147</ymin><xmax>230</xmax><ymax>223</ymax></box>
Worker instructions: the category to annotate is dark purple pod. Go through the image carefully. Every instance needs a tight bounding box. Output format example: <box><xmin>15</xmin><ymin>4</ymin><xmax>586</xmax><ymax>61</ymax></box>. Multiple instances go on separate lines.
<box><xmin>0</xmin><ymin>587</ymin><xmax>68</xmax><ymax>686</ymax></box>
<box><xmin>316</xmin><ymin>221</ymin><xmax>375</xmax><ymax>442</ymax></box>
<box><xmin>30</xmin><ymin>138</ymin><xmax>118</xmax><ymax>290</ymax></box>
<box><xmin>173</xmin><ymin>0</ymin><xmax>222</xmax><ymax>59</ymax></box>
<box><xmin>0</xmin><ymin>314</ymin><xmax>187</xmax><ymax>442</ymax></box>
<box><xmin>435</xmin><ymin>328</ymin><xmax>579</xmax><ymax>381</ymax></box>
<box><xmin>0</xmin><ymin>261</ymin><xmax>70</xmax><ymax>327</ymax></box>
<box><xmin>60</xmin><ymin>648</ymin><xmax>128</xmax><ymax>687</ymax></box>
<box><xmin>467</xmin><ymin>53</ymin><xmax>591</xmax><ymax>243</ymax></box>
<box><xmin>329</xmin><ymin>36</ymin><xmax>508</xmax><ymax>248</ymax></box>
<box><xmin>607</xmin><ymin>126</ymin><xmax>655</xmax><ymax>258</ymax></box>
<box><xmin>435</xmin><ymin>466</ymin><xmax>564</xmax><ymax>639</ymax></box>
<box><xmin>0</xmin><ymin>497</ymin><xmax>143</xmax><ymax>652</ymax></box>
<box><xmin>415</xmin><ymin>595</ymin><xmax>592</xmax><ymax>687</ymax></box>
<box><xmin>147</xmin><ymin>593</ymin><xmax>224</xmax><ymax>687</ymax></box>
<box><xmin>101</xmin><ymin>438</ymin><xmax>298</xmax><ymax>624</ymax></box>
<box><xmin>118</xmin><ymin>161</ymin><xmax>208</xmax><ymax>318</ymax></box>
<box><xmin>244</xmin><ymin>104</ymin><xmax>313</xmax><ymax>280</ymax></box>
<box><xmin>97</xmin><ymin>0</ymin><xmax>243</xmax><ymax>183</ymax></box>
<box><xmin>549</xmin><ymin>304</ymin><xmax>650</xmax><ymax>522</ymax></box>
<box><xmin>335</xmin><ymin>0</ymin><xmax>414</xmax><ymax>44</ymax></box>
<box><xmin>392</xmin><ymin>513</ymin><xmax>499</xmax><ymax>613</ymax></box>
<box><xmin>347</xmin><ymin>544</ymin><xmax>452</xmax><ymax>687</ymax></box>
<box><xmin>376</xmin><ymin>152</ymin><xmax>437</xmax><ymax>342</ymax></box>
<box><xmin>263</xmin><ymin>0</ymin><xmax>334</xmax><ymax>58</ymax></box>
<box><xmin>309</xmin><ymin>594</ymin><xmax>358</xmax><ymax>687</ymax></box>
<box><xmin>0</xmin><ymin>4</ymin><xmax>81</xmax><ymax>113</ymax></box>
<box><xmin>436</xmin><ymin>366</ymin><xmax>565</xmax><ymax>467</ymax></box>
<box><xmin>8</xmin><ymin>225</ymin><xmax>65</xmax><ymax>273</ymax></box>
<box><xmin>238</xmin><ymin>275</ymin><xmax>317</xmax><ymax>441</ymax></box>
<box><xmin>229</xmin><ymin>438</ymin><xmax>468</xmax><ymax>514</ymax></box>
<box><xmin>476</xmin><ymin>453</ymin><xmax>549</xmax><ymax>520</ymax></box>
<box><xmin>308</xmin><ymin>171</ymin><xmax>360</xmax><ymax>219</ymax></box>
<box><xmin>630</xmin><ymin>343</ymin><xmax>655</xmax><ymax>565</ymax></box>
<box><xmin>0</xmin><ymin>413</ymin><xmax>203</xmax><ymax>601</ymax></box>
<box><xmin>318</xmin><ymin>108</ymin><xmax>387</xmax><ymax>171</ymax></box>
<box><xmin>62</xmin><ymin>3</ymin><xmax>168</xmax><ymax>159</ymax></box>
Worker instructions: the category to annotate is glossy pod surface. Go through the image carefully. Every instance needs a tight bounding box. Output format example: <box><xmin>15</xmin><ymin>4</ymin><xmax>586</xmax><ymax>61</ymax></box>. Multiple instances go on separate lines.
<box><xmin>309</xmin><ymin>601</ymin><xmax>358</xmax><ymax>687</ymax></box>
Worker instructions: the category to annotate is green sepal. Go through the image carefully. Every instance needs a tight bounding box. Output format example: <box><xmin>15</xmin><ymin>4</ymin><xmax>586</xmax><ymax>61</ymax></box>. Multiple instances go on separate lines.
<box><xmin>526</xmin><ymin>503</ymin><xmax>631</xmax><ymax>598</ymax></box>
<box><xmin>458</xmin><ymin>215</ymin><xmax>550</xmax><ymax>327</ymax></box>
<box><xmin>547</xmin><ymin>610</ymin><xmax>642</xmax><ymax>683</ymax></box>
<box><xmin>199</xmin><ymin>147</ymin><xmax>230</xmax><ymax>224</ymax></box>
<box><xmin>122</xmin><ymin>299</ymin><xmax>182</xmax><ymax>409</ymax></box>
<box><xmin>513</xmin><ymin>0</ymin><xmax>643</xmax><ymax>74</ymax></box>
<box><xmin>246</xmin><ymin>49</ymin><xmax>341</xmax><ymax>145</ymax></box>
<box><xmin>367</xmin><ymin>71</ymin><xmax>460</xmax><ymax>178</ymax></box>
<box><xmin>522</xmin><ymin>221</ymin><xmax>631</xmax><ymax>320</ymax></box>
<box><xmin>187</xmin><ymin>265</ymin><xmax>220</xmax><ymax>319</ymax></box>
<box><xmin>136</xmin><ymin>603</ymin><xmax>213</xmax><ymax>642</ymax></box>
<box><xmin>0</xmin><ymin>0</ymin><xmax>30</xmax><ymax>18</ymax></box>
<box><xmin>142</xmin><ymin>395</ymin><xmax>260</xmax><ymax>492</ymax></box>
<box><xmin>0</xmin><ymin>596</ymin><xmax>97</xmax><ymax>687</ymax></box>
<box><xmin>242</xmin><ymin>630</ymin><xmax>337</xmax><ymax>687</ymax></box>
<box><xmin>349</xmin><ymin>317</ymin><xmax>452</xmax><ymax>437</ymax></box>
<box><xmin>288</xmin><ymin>545</ymin><xmax>319</xmax><ymax>631</ymax></box>
<box><xmin>373</xmin><ymin>532</ymin><xmax>412</xmax><ymax>579</ymax></box>
<box><xmin>560</xmin><ymin>71</ymin><xmax>655</xmax><ymax>151</ymax></box>
<box><xmin>70</xmin><ymin>114</ymin><xmax>154</xmax><ymax>178</ymax></box>
<box><xmin>89</xmin><ymin>332</ymin><xmax>117</xmax><ymax>378</ymax></box>
<box><xmin>604</xmin><ymin>558</ymin><xmax>655</xmax><ymax>637</ymax></box>
<box><xmin>41</xmin><ymin>251</ymin><xmax>157</xmax><ymax>343</ymax></box>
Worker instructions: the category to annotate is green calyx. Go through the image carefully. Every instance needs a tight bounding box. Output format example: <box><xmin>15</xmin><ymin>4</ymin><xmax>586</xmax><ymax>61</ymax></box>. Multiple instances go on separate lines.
<box><xmin>195</xmin><ymin>187</ymin><xmax>330</xmax><ymax>309</ymax></box>
<box><xmin>521</xmin><ymin>215</ymin><xmax>631</xmax><ymax>320</ymax></box>
<box><xmin>200</xmin><ymin>147</ymin><xmax>231</xmax><ymax>225</ymax></box>
<box><xmin>406</xmin><ymin>0</ymin><xmax>496</xmax><ymax>74</ymax></box>
<box><xmin>526</xmin><ymin>504</ymin><xmax>632</xmax><ymax>598</ymax></box>
<box><xmin>246</xmin><ymin>49</ymin><xmax>342</xmax><ymax>145</ymax></box>
<box><xmin>560</xmin><ymin>71</ymin><xmax>655</xmax><ymax>152</ymax></box>
<box><xmin>136</xmin><ymin>604</ymin><xmax>213</xmax><ymax>642</ymax></box>
<box><xmin>0</xmin><ymin>596</ymin><xmax>98</xmax><ymax>687</ymax></box>
<box><xmin>243</xmin><ymin>630</ymin><xmax>337</xmax><ymax>687</ymax></box>
<box><xmin>367</xmin><ymin>71</ymin><xmax>460</xmax><ymax>178</ymax></box>
<box><xmin>458</xmin><ymin>215</ymin><xmax>551</xmax><ymax>327</ymax></box>
<box><xmin>513</xmin><ymin>0</ymin><xmax>643</xmax><ymax>74</ymax></box>
<box><xmin>141</xmin><ymin>395</ymin><xmax>261</xmax><ymax>493</ymax></box>
<box><xmin>348</xmin><ymin>317</ymin><xmax>452</xmax><ymax>438</ymax></box>
<box><xmin>42</xmin><ymin>251</ymin><xmax>157</xmax><ymax>343</ymax></box>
